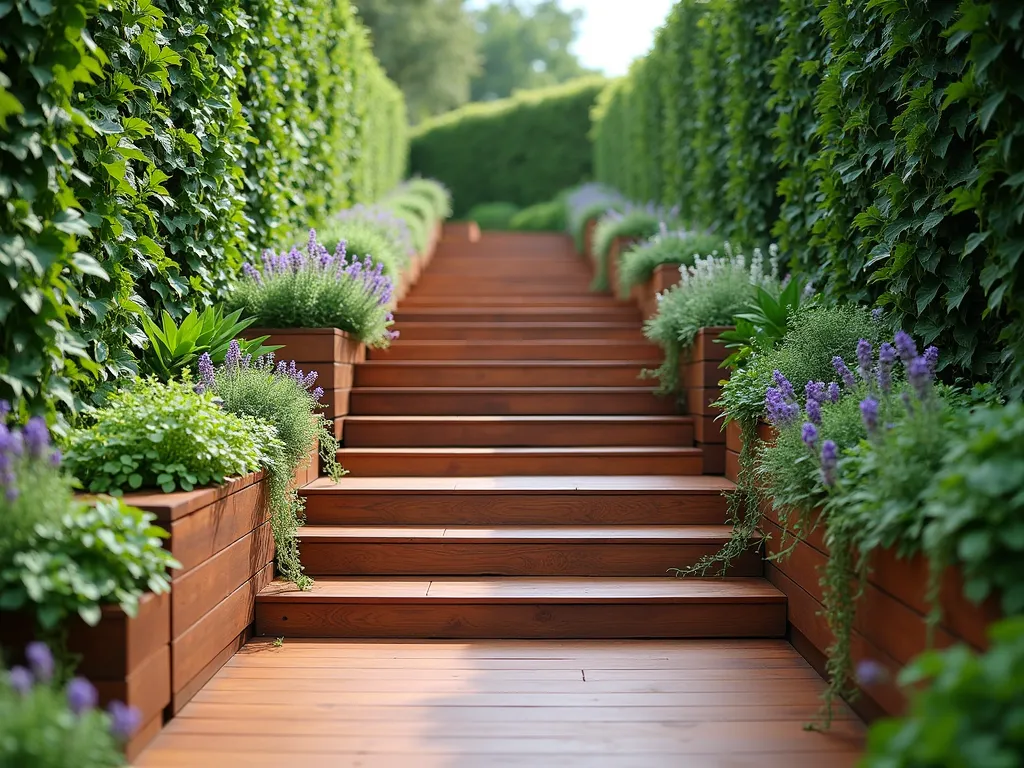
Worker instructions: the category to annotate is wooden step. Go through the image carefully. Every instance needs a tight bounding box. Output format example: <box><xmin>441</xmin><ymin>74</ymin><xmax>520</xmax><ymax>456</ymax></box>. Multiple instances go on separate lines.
<box><xmin>370</xmin><ymin>341</ymin><xmax>661</xmax><ymax>362</ymax></box>
<box><xmin>412</xmin><ymin>280</ymin><xmax>595</xmax><ymax>295</ymax></box>
<box><xmin>343</xmin><ymin>416</ymin><xmax>694</xmax><ymax>447</ymax></box>
<box><xmin>254</xmin><ymin>577</ymin><xmax>787</xmax><ymax>639</ymax></box>
<box><xmin>398</xmin><ymin>296</ymin><xmax>634</xmax><ymax>308</ymax></box>
<box><xmin>301</xmin><ymin>476</ymin><xmax>734</xmax><ymax>526</ymax></box>
<box><xmin>391</xmin><ymin>322</ymin><xmax>646</xmax><ymax>341</ymax></box>
<box><xmin>349</xmin><ymin>387</ymin><xmax>675</xmax><ymax>416</ymax></box>
<box><xmin>297</xmin><ymin>526</ymin><xmax>762</xmax><ymax>577</ymax></box>
<box><xmin>354</xmin><ymin>361</ymin><xmax>652</xmax><ymax>388</ymax></box>
<box><xmin>394</xmin><ymin>308</ymin><xmax>640</xmax><ymax>323</ymax></box>
<box><xmin>334</xmin><ymin>447</ymin><xmax>703</xmax><ymax>476</ymax></box>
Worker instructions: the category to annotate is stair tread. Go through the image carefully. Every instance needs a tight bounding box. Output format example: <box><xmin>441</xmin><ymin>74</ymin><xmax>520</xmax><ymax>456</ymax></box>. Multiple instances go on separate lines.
<box><xmin>357</xmin><ymin>361</ymin><xmax>657</xmax><ymax>367</ymax></box>
<box><xmin>350</xmin><ymin>386</ymin><xmax>667</xmax><ymax>393</ymax></box>
<box><xmin>302</xmin><ymin>475</ymin><xmax>734</xmax><ymax>492</ymax></box>
<box><xmin>258</xmin><ymin>576</ymin><xmax>784</xmax><ymax>603</ymax></box>
<box><xmin>344</xmin><ymin>415</ymin><xmax>692</xmax><ymax>423</ymax></box>
<box><xmin>336</xmin><ymin>446</ymin><xmax>702</xmax><ymax>455</ymax></box>
<box><xmin>298</xmin><ymin>524</ymin><xmax>753</xmax><ymax>543</ymax></box>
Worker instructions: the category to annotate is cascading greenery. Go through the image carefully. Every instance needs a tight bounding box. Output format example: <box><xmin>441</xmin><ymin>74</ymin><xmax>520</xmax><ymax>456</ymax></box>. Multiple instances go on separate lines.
<box><xmin>0</xmin><ymin>0</ymin><xmax>407</xmax><ymax>419</ymax></box>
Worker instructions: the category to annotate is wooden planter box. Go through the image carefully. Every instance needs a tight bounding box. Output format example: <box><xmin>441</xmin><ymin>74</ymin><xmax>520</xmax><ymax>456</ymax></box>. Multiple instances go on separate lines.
<box><xmin>245</xmin><ymin>327</ymin><xmax>365</xmax><ymax>444</ymax></box>
<box><xmin>125</xmin><ymin>472</ymin><xmax>272</xmax><ymax>715</ymax></box>
<box><xmin>631</xmin><ymin>262</ymin><xmax>684</xmax><ymax>320</ymax></box>
<box><xmin>606</xmin><ymin>235</ymin><xmax>640</xmax><ymax>297</ymax></box>
<box><xmin>678</xmin><ymin>327</ymin><xmax>733</xmax><ymax>474</ymax></box>
<box><xmin>442</xmin><ymin>221</ymin><xmax>481</xmax><ymax>243</ymax></box>
<box><xmin>0</xmin><ymin>592</ymin><xmax>170</xmax><ymax>761</ymax></box>
<box><xmin>582</xmin><ymin>218</ymin><xmax>597</xmax><ymax>259</ymax></box>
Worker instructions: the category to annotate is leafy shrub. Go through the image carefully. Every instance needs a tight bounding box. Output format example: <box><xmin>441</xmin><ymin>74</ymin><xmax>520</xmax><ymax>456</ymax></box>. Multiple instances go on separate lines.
<box><xmin>465</xmin><ymin>203</ymin><xmax>521</xmax><ymax>231</ymax></box>
<box><xmin>328</xmin><ymin>205</ymin><xmax>417</xmax><ymax>263</ymax></box>
<box><xmin>409</xmin><ymin>77</ymin><xmax>606</xmax><ymax>216</ymax></box>
<box><xmin>384</xmin><ymin>193</ymin><xmax>436</xmax><ymax>252</ymax></box>
<box><xmin>564</xmin><ymin>183</ymin><xmax>625</xmax><ymax>253</ymax></box>
<box><xmin>316</xmin><ymin>219</ymin><xmax>404</xmax><ymax>277</ymax></box>
<box><xmin>1</xmin><ymin>643</ymin><xmax>136</xmax><ymax>766</ymax></box>
<box><xmin>398</xmin><ymin>178</ymin><xmax>453</xmax><ymax>222</ymax></box>
<box><xmin>645</xmin><ymin>247</ymin><xmax>782</xmax><ymax>393</ymax></box>
<box><xmin>62</xmin><ymin>379</ymin><xmax>266</xmax><ymax>495</ymax></box>
<box><xmin>861</xmin><ymin>617</ymin><xmax>1024</xmax><ymax>768</ymax></box>
<box><xmin>225</xmin><ymin>231</ymin><xmax>398</xmax><ymax>347</ymax></box>
<box><xmin>509</xmin><ymin>200</ymin><xmax>566</xmax><ymax>232</ymax></box>
<box><xmin>198</xmin><ymin>346</ymin><xmax>342</xmax><ymax>588</ymax></box>
<box><xmin>618</xmin><ymin>231</ymin><xmax>726</xmax><ymax>296</ymax></box>
<box><xmin>718</xmin><ymin>275</ymin><xmax>816</xmax><ymax>369</ymax></box>
<box><xmin>590</xmin><ymin>206</ymin><xmax>676</xmax><ymax>291</ymax></box>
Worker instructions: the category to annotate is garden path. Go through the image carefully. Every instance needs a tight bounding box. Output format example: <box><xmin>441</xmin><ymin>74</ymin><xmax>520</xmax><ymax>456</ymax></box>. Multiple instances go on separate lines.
<box><xmin>136</xmin><ymin>230</ymin><xmax>864</xmax><ymax>766</ymax></box>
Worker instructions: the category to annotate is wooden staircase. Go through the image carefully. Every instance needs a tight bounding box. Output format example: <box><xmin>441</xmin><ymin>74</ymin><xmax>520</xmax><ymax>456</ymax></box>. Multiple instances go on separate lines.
<box><xmin>255</xmin><ymin>231</ymin><xmax>786</xmax><ymax>639</ymax></box>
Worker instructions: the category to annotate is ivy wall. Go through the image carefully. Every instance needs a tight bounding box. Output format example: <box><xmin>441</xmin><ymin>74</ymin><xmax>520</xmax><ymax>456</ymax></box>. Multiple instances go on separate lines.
<box><xmin>592</xmin><ymin>0</ymin><xmax>1024</xmax><ymax>393</ymax></box>
<box><xmin>0</xmin><ymin>0</ymin><xmax>407</xmax><ymax>415</ymax></box>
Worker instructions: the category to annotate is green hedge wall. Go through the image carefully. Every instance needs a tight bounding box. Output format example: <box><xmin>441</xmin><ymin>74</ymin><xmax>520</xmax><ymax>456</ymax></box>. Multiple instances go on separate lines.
<box><xmin>591</xmin><ymin>0</ymin><xmax>1024</xmax><ymax>393</ymax></box>
<box><xmin>0</xmin><ymin>0</ymin><xmax>406</xmax><ymax>416</ymax></box>
<box><xmin>409</xmin><ymin>77</ymin><xmax>605</xmax><ymax>217</ymax></box>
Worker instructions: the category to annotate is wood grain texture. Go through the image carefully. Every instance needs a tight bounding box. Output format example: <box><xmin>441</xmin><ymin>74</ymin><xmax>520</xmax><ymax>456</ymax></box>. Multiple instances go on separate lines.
<box><xmin>167</xmin><ymin>479</ymin><xmax>269</xmax><ymax>573</ymax></box>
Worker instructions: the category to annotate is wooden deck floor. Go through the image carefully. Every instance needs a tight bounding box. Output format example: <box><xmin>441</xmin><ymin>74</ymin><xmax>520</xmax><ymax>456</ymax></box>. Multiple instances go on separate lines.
<box><xmin>137</xmin><ymin>638</ymin><xmax>865</xmax><ymax>767</ymax></box>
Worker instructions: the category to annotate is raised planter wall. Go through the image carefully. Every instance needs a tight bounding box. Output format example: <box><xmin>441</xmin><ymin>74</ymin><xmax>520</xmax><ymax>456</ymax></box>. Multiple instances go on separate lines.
<box><xmin>678</xmin><ymin>327</ymin><xmax>732</xmax><ymax>474</ymax></box>
<box><xmin>631</xmin><ymin>262</ymin><xmax>683</xmax><ymax>320</ymax></box>
<box><xmin>606</xmin><ymin>235</ymin><xmax>640</xmax><ymax>297</ymax></box>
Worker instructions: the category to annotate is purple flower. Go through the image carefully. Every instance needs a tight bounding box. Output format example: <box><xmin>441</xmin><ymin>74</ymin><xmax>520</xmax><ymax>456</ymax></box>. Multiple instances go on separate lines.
<box><xmin>855</xmin><ymin>659</ymin><xmax>888</xmax><ymax>687</ymax></box>
<box><xmin>49</xmin><ymin>449</ymin><xmax>62</xmax><ymax>467</ymax></box>
<box><xmin>25</xmin><ymin>642</ymin><xmax>53</xmax><ymax>683</ymax></box>
<box><xmin>765</xmin><ymin>387</ymin><xmax>799</xmax><ymax>427</ymax></box>
<box><xmin>772</xmin><ymin>370</ymin><xmax>795</xmax><ymax>400</ymax></box>
<box><xmin>877</xmin><ymin>342</ymin><xmax>896</xmax><ymax>394</ymax></box>
<box><xmin>908</xmin><ymin>356</ymin><xmax>932</xmax><ymax>400</ymax></box>
<box><xmin>805</xmin><ymin>380</ymin><xmax>826</xmax><ymax>405</ymax></box>
<box><xmin>67</xmin><ymin>677</ymin><xmax>98</xmax><ymax>714</ymax></box>
<box><xmin>22</xmin><ymin>417</ymin><xmax>49</xmax><ymax>459</ymax></box>
<box><xmin>198</xmin><ymin>352</ymin><xmax>215</xmax><ymax>391</ymax></box>
<box><xmin>924</xmin><ymin>346</ymin><xmax>939</xmax><ymax>375</ymax></box>
<box><xmin>820</xmin><ymin>440</ymin><xmax>838</xmax><ymax>487</ymax></box>
<box><xmin>806</xmin><ymin>398</ymin><xmax>822</xmax><ymax>425</ymax></box>
<box><xmin>242</xmin><ymin>262</ymin><xmax>263</xmax><ymax>285</ymax></box>
<box><xmin>8</xmin><ymin>665</ymin><xmax>32</xmax><ymax>695</ymax></box>
<box><xmin>225</xmin><ymin>340</ymin><xmax>242</xmax><ymax>370</ymax></box>
<box><xmin>0</xmin><ymin>401</ymin><xmax>9</xmax><ymax>420</ymax></box>
<box><xmin>871</xmin><ymin>308</ymin><xmax>884</xmax><ymax>322</ymax></box>
<box><xmin>801</xmin><ymin>422</ymin><xmax>818</xmax><ymax>449</ymax></box>
<box><xmin>894</xmin><ymin>330</ymin><xmax>918</xmax><ymax>365</ymax></box>
<box><xmin>860</xmin><ymin>397</ymin><xmax>879</xmax><ymax>434</ymax></box>
<box><xmin>856</xmin><ymin>339</ymin><xmax>873</xmax><ymax>383</ymax></box>
<box><xmin>833</xmin><ymin>357</ymin><xmax>857</xmax><ymax>389</ymax></box>
<box><xmin>107</xmin><ymin>701</ymin><xmax>142</xmax><ymax>741</ymax></box>
<box><xmin>827</xmin><ymin>382</ymin><xmax>841</xmax><ymax>403</ymax></box>
<box><xmin>311</xmin><ymin>387</ymin><xmax>324</xmax><ymax>402</ymax></box>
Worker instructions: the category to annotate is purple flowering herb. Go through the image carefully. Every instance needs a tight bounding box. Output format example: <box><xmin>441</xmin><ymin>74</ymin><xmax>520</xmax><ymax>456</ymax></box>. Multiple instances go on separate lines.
<box><xmin>67</xmin><ymin>677</ymin><xmax>98</xmax><ymax>715</ymax></box>
<box><xmin>860</xmin><ymin>397</ymin><xmax>879</xmax><ymax>434</ymax></box>
<box><xmin>833</xmin><ymin>356</ymin><xmax>857</xmax><ymax>389</ymax></box>
<box><xmin>310</xmin><ymin>387</ymin><xmax>324</xmax><ymax>402</ymax></box>
<box><xmin>827</xmin><ymin>382</ymin><xmax>841</xmax><ymax>403</ymax></box>
<box><xmin>25</xmin><ymin>641</ymin><xmax>53</xmax><ymax>683</ymax></box>
<box><xmin>855</xmin><ymin>659</ymin><xmax>888</xmax><ymax>687</ymax></box>
<box><xmin>871</xmin><ymin>308</ymin><xmax>884</xmax><ymax>322</ymax></box>
<box><xmin>242</xmin><ymin>262</ymin><xmax>263</xmax><ymax>285</ymax></box>
<box><xmin>856</xmin><ymin>339</ymin><xmax>873</xmax><ymax>382</ymax></box>
<box><xmin>908</xmin><ymin>356</ymin><xmax>932</xmax><ymax>400</ymax></box>
<box><xmin>0</xmin><ymin>401</ymin><xmax>9</xmax><ymax>421</ymax></box>
<box><xmin>820</xmin><ymin>440</ymin><xmax>838</xmax><ymax>487</ymax></box>
<box><xmin>806</xmin><ymin>397</ymin><xmax>822</xmax><ymax>425</ymax></box>
<box><xmin>8</xmin><ymin>665</ymin><xmax>32</xmax><ymax>695</ymax></box>
<box><xmin>107</xmin><ymin>701</ymin><xmax>142</xmax><ymax>741</ymax></box>
<box><xmin>49</xmin><ymin>449</ymin><xmax>62</xmax><ymax>467</ymax></box>
<box><xmin>805</xmin><ymin>380</ymin><xmax>826</xmax><ymax>405</ymax></box>
<box><xmin>21</xmin><ymin>417</ymin><xmax>49</xmax><ymax>459</ymax></box>
<box><xmin>924</xmin><ymin>345</ymin><xmax>939</xmax><ymax>375</ymax></box>
<box><xmin>225</xmin><ymin>340</ymin><xmax>242</xmax><ymax>370</ymax></box>
<box><xmin>877</xmin><ymin>342</ymin><xmax>896</xmax><ymax>395</ymax></box>
<box><xmin>894</xmin><ymin>330</ymin><xmax>918</xmax><ymax>365</ymax></box>
<box><xmin>772</xmin><ymin>370</ymin><xmax>795</xmax><ymax>400</ymax></box>
<box><xmin>198</xmin><ymin>352</ymin><xmax>216</xmax><ymax>392</ymax></box>
<box><xmin>801</xmin><ymin>422</ymin><xmax>818</xmax><ymax>449</ymax></box>
<box><xmin>765</xmin><ymin>387</ymin><xmax>798</xmax><ymax>427</ymax></box>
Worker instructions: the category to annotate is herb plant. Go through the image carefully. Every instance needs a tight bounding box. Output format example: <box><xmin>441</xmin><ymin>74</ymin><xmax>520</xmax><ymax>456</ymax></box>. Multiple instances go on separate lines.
<box><xmin>590</xmin><ymin>204</ymin><xmax>677</xmax><ymax>291</ymax></box>
<box><xmin>63</xmin><ymin>378</ymin><xmax>267</xmax><ymax>494</ymax></box>
<box><xmin>564</xmin><ymin>182</ymin><xmax>625</xmax><ymax>253</ymax></box>
<box><xmin>330</xmin><ymin>204</ymin><xmax>417</xmax><ymax>262</ymax></box>
<box><xmin>224</xmin><ymin>230</ymin><xmax>398</xmax><ymax>347</ymax></box>
<box><xmin>395</xmin><ymin>178</ymin><xmax>452</xmax><ymax>222</ymax></box>
<box><xmin>718</xmin><ymin>274</ymin><xmax>816</xmax><ymax>369</ymax></box>
<box><xmin>617</xmin><ymin>230</ymin><xmax>726</xmax><ymax>297</ymax></box>
<box><xmin>316</xmin><ymin>219</ymin><xmax>404</xmax><ymax>277</ymax></box>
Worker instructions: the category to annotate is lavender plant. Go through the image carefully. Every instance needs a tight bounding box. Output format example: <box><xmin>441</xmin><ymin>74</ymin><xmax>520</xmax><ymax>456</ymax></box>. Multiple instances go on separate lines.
<box><xmin>617</xmin><ymin>229</ymin><xmax>726</xmax><ymax>297</ymax></box>
<box><xmin>590</xmin><ymin>203</ymin><xmax>680</xmax><ymax>292</ymax></box>
<box><xmin>198</xmin><ymin>343</ymin><xmax>343</xmax><ymax>588</ymax></box>
<box><xmin>564</xmin><ymin>182</ymin><xmax>625</xmax><ymax>252</ymax></box>
<box><xmin>225</xmin><ymin>230</ymin><xmax>398</xmax><ymax>347</ymax></box>
<box><xmin>1</xmin><ymin>642</ymin><xmax>138</xmax><ymax>766</ymax></box>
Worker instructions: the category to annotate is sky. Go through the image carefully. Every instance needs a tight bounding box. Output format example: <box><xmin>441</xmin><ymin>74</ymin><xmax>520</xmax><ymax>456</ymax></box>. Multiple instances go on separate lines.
<box><xmin>564</xmin><ymin>0</ymin><xmax>676</xmax><ymax>76</ymax></box>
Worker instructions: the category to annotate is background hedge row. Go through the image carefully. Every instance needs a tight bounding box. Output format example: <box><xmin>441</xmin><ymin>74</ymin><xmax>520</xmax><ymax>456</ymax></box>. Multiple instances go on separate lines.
<box><xmin>592</xmin><ymin>0</ymin><xmax>1024</xmax><ymax>394</ymax></box>
<box><xmin>0</xmin><ymin>0</ymin><xmax>407</xmax><ymax>415</ymax></box>
<box><xmin>408</xmin><ymin>77</ymin><xmax>605</xmax><ymax>216</ymax></box>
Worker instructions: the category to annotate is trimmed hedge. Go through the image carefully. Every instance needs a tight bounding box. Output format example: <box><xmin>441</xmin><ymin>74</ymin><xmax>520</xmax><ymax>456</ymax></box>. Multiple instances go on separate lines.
<box><xmin>592</xmin><ymin>0</ymin><xmax>1024</xmax><ymax>393</ymax></box>
<box><xmin>409</xmin><ymin>77</ymin><xmax>606</xmax><ymax>217</ymax></box>
<box><xmin>0</xmin><ymin>0</ymin><xmax>407</xmax><ymax>417</ymax></box>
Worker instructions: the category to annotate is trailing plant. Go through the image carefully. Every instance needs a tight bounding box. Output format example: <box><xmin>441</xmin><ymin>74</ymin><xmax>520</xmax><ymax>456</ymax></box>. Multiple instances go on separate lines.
<box><xmin>198</xmin><ymin>345</ymin><xmax>343</xmax><ymax>589</ymax></box>
<box><xmin>224</xmin><ymin>231</ymin><xmax>398</xmax><ymax>347</ymax></box>
<box><xmin>62</xmin><ymin>378</ymin><xmax>267</xmax><ymax>494</ymax></box>
<box><xmin>718</xmin><ymin>275</ymin><xmax>816</xmax><ymax>369</ymax></box>
<box><xmin>509</xmin><ymin>200</ymin><xmax>566</xmax><ymax>232</ymax></box>
<box><xmin>617</xmin><ymin>230</ymin><xmax>726</xmax><ymax>297</ymax></box>
<box><xmin>138</xmin><ymin>307</ymin><xmax>278</xmax><ymax>383</ymax></box>
<box><xmin>861</xmin><ymin>617</ymin><xmax>1024</xmax><ymax>767</ymax></box>
<box><xmin>465</xmin><ymin>202</ymin><xmax>520</xmax><ymax>231</ymax></box>
<box><xmin>590</xmin><ymin>205</ymin><xmax>678</xmax><ymax>292</ymax></box>
<box><xmin>1</xmin><ymin>642</ymin><xmax>139</xmax><ymax>767</ymax></box>
<box><xmin>645</xmin><ymin>245</ymin><xmax>782</xmax><ymax>394</ymax></box>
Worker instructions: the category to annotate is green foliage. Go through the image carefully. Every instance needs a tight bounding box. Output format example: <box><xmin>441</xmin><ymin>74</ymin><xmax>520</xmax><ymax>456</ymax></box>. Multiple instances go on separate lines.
<box><xmin>590</xmin><ymin>77</ymin><xmax>634</xmax><ymax>196</ymax></box>
<box><xmin>0</xmin><ymin>665</ymin><xmax>126</xmax><ymax>768</ymax></box>
<box><xmin>138</xmin><ymin>308</ymin><xmax>278</xmax><ymax>383</ymax></box>
<box><xmin>590</xmin><ymin>208</ymin><xmax>669</xmax><ymax>292</ymax></box>
<box><xmin>689</xmin><ymin>2</ymin><xmax>731</xmax><ymax>232</ymax></box>
<box><xmin>0</xmin><ymin>497</ymin><xmax>178</xmax><ymax>629</ymax></box>
<box><xmin>63</xmin><ymin>378</ymin><xmax>267</xmax><ymax>494</ymax></box>
<box><xmin>563</xmin><ymin>183</ymin><xmax>625</xmax><ymax>253</ymax></box>
<box><xmin>399</xmin><ymin>178</ymin><xmax>452</xmax><ymax>222</ymax></box>
<box><xmin>317</xmin><ymin>219</ymin><xmax>404</xmax><ymax>277</ymax></box>
<box><xmin>508</xmin><ymin>200</ymin><xmax>566</xmax><ymax>232</ymax></box>
<box><xmin>861</xmin><ymin>616</ymin><xmax>1024</xmax><ymax>768</ymax></box>
<box><xmin>617</xmin><ymin>232</ymin><xmax>726</xmax><ymax>296</ymax></box>
<box><xmin>383</xmin><ymin>190</ymin><xmax>438</xmax><ymax>252</ymax></box>
<box><xmin>719</xmin><ymin>274</ymin><xmax>815</xmax><ymax>369</ymax></box>
<box><xmin>409</xmin><ymin>78</ymin><xmax>605</xmax><ymax>216</ymax></box>
<box><xmin>205</xmin><ymin>355</ymin><xmax>342</xmax><ymax>588</ymax></box>
<box><xmin>466</xmin><ymin>202</ymin><xmax>521</xmax><ymax>231</ymax></box>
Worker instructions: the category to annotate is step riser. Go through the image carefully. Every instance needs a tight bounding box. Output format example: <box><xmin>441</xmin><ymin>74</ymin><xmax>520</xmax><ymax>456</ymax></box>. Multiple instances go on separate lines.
<box><xmin>301</xmin><ymin>493</ymin><xmax>730</xmax><ymax>526</ymax></box>
<box><xmin>255</xmin><ymin>603</ymin><xmax>787</xmax><ymax>639</ymax></box>
<box><xmin>353</xmin><ymin>366</ymin><xmax>650</xmax><ymax>388</ymax></box>
<box><xmin>398</xmin><ymin>298</ymin><xmax>633</xmax><ymax>308</ymax></box>
<box><xmin>342</xmin><ymin>421</ymin><xmax>694</xmax><ymax>448</ymax></box>
<box><xmin>370</xmin><ymin>345</ymin><xmax>661</xmax><ymax>361</ymax></box>
<box><xmin>334</xmin><ymin>453</ymin><xmax>703</xmax><ymax>476</ymax></box>
<box><xmin>391</xmin><ymin>325</ymin><xmax>646</xmax><ymax>341</ymax></box>
<box><xmin>412</xmin><ymin>283</ymin><xmax>596</xmax><ymax>295</ymax></box>
<box><xmin>349</xmin><ymin>391</ymin><xmax>676</xmax><ymax>416</ymax></box>
<box><xmin>394</xmin><ymin>311</ymin><xmax>640</xmax><ymax>323</ymax></box>
<box><xmin>298</xmin><ymin>543</ymin><xmax>762</xmax><ymax>577</ymax></box>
